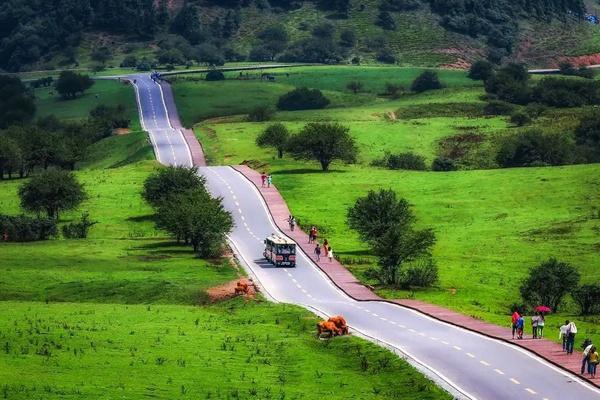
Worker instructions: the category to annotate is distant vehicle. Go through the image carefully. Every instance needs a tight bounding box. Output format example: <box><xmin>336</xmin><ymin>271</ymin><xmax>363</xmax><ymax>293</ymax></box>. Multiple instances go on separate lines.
<box><xmin>263</xmin><ymin>234</ymin><xmax>296</xmax><ymax>267</ymax></box>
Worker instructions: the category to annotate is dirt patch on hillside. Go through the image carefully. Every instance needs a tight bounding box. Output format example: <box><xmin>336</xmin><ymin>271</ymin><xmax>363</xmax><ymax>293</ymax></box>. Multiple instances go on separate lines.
<box><xmin>113</xmin><ymin>128</ymin><xmax>131</xmax><ymax>136</ymax></box>
<box><xmin>560</xmin><ymin>53</ymin><xmax>600</xmax><ymax>67</ymax></box>
<box><xmin>206</xmin><ymin>278</ymin><xmax>256</xmax><ymax>302</ymax></box>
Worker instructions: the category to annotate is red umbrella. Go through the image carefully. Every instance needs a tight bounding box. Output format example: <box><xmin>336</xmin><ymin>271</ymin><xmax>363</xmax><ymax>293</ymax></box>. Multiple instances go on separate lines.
<box><xmin>534</xmin><ymin>305</ymin><xmax>552</xmax><ymax>313</ymax></box>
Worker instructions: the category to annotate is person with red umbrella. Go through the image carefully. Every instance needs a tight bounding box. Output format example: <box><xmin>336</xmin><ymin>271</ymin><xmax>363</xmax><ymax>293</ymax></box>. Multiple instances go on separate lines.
<box><xmin>534</xmin><ymin>306</ymin><xmax>551</xmax><ymax>339</ymax></box>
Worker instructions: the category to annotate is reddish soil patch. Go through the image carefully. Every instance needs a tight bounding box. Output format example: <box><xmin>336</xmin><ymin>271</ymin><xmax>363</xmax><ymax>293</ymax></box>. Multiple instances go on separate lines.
<box><xmin>113</xmin><ymin>128</ymin><xmax>131</xmax><ymax>136</ymax></box>
<box><xmin>559</xmin><ymin>53</ymin><xmax>600</xmax><ymax>67</ymax></box>
<box><xmin>206</xmin><ymin>278</ymin><xmax>256</xmax><ymax>303</ymax></box>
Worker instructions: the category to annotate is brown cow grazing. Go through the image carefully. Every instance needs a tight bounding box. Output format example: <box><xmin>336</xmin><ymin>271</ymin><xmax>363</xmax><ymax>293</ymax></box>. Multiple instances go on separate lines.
<box><xmin>317</xmin><ymin>321</ymin><xmax>341</xmax><ymax>338</ymax></box>
<box><xmin>328</xmin><ymin>315</ymin><xmax>349</xmax><ymax>335</ymax></box>
<box><xmin>234</xmin><ymin>281</ymin><xmax>249</xmax><ymax>295</ymax></box>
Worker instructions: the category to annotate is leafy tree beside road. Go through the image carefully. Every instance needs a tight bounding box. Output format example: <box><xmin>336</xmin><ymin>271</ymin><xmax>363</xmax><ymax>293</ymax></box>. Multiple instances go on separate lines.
<box><xmin>347</xmin><ymin>189</ymin><xmax>436</xmax><ymax>287</ymax></box>
<box><xmin>0</xmin><ymin>75</ymin><xmax>36</xmax><ymax>129</ymax></box>
<box><xmin>256</xmin><ymin>123</ymin><xmax>290</xmax><ymax>159</ymax></box>
<box><xmin>520</xmin><ymin>258</ymin><xmax>580</xmax><ymax>312</ymax></box>
<box><xmin>55</xmin><ymin>71</ymin><xmax>94</xmax><ymax>99</ymax></box>
<box><xmin>18</xmin><ymin>168</ymin><xmax>86</xmax><ymax>220</ymax></box>
<box><xmin>286</xmin><ymin>123</ymin><xmax>358</xmax><ymax>171</ymax></box>
<box><xmin>143</xmin><ymin>166</ymin><xmax>234</xmax><ymax>257</ymax></box>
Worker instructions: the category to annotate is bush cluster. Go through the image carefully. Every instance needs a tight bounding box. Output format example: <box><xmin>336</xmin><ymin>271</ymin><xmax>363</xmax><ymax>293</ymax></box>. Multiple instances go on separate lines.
<box><xmin>277</xmin><ymin>87</ymin><xmax>330</xmax><ymax>111</ymax></box>
<box><xmin>0</xmin><ymin>214</ymin><xmax>57</xmax><ymax>242</ymax></box>
<box><xmin>373</xmin><ymin>152</ymin><xmax>427</xmax><ymax>171</ymax></box>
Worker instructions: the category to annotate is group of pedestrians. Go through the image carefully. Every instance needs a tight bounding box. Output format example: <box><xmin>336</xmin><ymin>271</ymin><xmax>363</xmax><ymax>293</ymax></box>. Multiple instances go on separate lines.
<box><xmin>260</xmin><ymin>172</ymin><xmax>273</xmax><ymax>188</ymax></box>
<box><xmin>511</xmin><ymin>310</ymin><xmax>545</xmax><ymax>340</ymax></box>
<box><xmin>313</xmin><ymin>239</ymin><xmax>333</xmax><ymax>263</ymax></box>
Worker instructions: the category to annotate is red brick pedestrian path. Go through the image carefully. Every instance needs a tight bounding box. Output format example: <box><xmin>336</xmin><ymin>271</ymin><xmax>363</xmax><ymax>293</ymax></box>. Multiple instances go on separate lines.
<box><xmin>233</xmin><ymin>164</ymin><xmax>599</xmax><ymax>388</ymax></box>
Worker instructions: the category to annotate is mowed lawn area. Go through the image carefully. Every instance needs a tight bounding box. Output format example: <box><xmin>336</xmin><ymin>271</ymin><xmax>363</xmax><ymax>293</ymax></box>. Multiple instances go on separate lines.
<box><xmin>178</xmin><ymin>66</ymin><xmax>600</xmax><ymax>348</ymax></box>
<box><xmin>0</xmin><ymin>79</ymin><xmax>451</xmax><ymax>399</ymax></box>
<box><xmin>172</xmin><ymin>66</ymin><xmax>479</xmax><ymax>126</ymax></box>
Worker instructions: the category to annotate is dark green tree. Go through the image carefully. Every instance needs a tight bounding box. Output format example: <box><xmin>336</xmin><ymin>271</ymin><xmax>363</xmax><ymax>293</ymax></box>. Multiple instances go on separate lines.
<box><xmin>142</xmin><ymin>166</ymin><xmax>205</xmax><ymax>208</ymax></box>
<box><xmin>572</xmin><ymin>285</ymin><xmax>600</xmax><ymax>316</ymax></box>
<box><xmin>575</xmin><ymin>109</ymin><xmax>600</xmax><ymax>162</ymax></box>
<box><xmin>256</xmin><ymin>123</ymin><xmax>290</xmax><ymax>158</ymax></box>
<box><xmin>286</xmin><ymin>123</ymin><xmax>358</xmax><ymax>171</ymax></box>
<box><xmin>19</xmin><ymin>168</ymin><xmax>86</xmax><ymax>220</ymax></box>
<box><xmin>277</xmin><ymin>87</ymin><xmax>330</xmax><ymax>111</ymax></box>
<box><xmin>468</xmin><ymin>60</ymin><xmax>494</xmax><ymax>81</ymax></box>
<box><xmin>520</xmin><ymin>258</ymin><xmax>580</xmax><ymax>311</ymax></box>
<box><xmin>346</xmin><ymin>80</ymin><xmax>363</xmax><ymax>94</ymax></box>
<box><xmin>411</xmin><ymin>70</ymin><xmax>443</xmax><ymax>93</ymax></box>
<box><xmin>55</xmin><ymin>71</ymin><xmax>94</xmax><ymax>99</ymax></box>
<box><xmin>0</xmin><ymin>75</ymin><xmax>36</xmax><ymax>128</ymax></box>
<box><xmin>156</xmin><ymin>188</ymin><xmax>233</xmax><ymax>257</ymax></box>
<box><xmin>347</xmin><ymin>189</ymin><xmax>435</xmax><ymax>286</ymax></box>
<box><xmin>347</xmin><ymin>189</ymin><xmax>414</xmax><ymax>242</ymax></box>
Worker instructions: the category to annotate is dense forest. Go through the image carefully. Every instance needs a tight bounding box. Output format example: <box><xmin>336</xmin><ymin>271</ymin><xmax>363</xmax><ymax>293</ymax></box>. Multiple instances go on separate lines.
<box><xmin>0</xmin><ymin>0</ymin><xmax>587</xmax><ymax>71</ymax></box>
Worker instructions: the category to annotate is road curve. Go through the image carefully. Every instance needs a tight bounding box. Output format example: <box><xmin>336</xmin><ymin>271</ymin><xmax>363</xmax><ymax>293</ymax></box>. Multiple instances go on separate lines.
<box><xmin>131</xmin><ymin>74</ymin><xmax>600</xmax><ymax>400</ymax></box>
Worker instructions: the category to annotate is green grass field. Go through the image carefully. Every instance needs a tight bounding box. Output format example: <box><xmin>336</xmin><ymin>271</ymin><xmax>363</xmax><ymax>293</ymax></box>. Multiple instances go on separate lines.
<box><xmin>182</xmin><ymin>66</ymin><xmax>600</xmax><ymax>348</ymax></box>
<box><xmin>0</xmin><ymin>300</ymin><xmax>449</xmax><ymax>400</ymax></box>
<box><xmin>34</xmin><ymin>79</ymin><xmax>142</xmax><ymax>131</ymax></box>
<box><xmin>172</xmin><ymin>66</ymin><xmax>481</xmax><ymax>126</ymax></box>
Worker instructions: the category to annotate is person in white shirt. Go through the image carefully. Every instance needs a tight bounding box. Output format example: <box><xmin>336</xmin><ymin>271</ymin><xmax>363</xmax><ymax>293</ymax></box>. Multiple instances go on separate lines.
<box><xmin>582</xmin><ymin>340</ymin><xmax>594</xmax><ymax>375</ymax></box>
<box><xmin>559</xmin><ymin>321</ymin><xmax>569</xmax><ymax>352</ymax></box>
<box><xmin>566</xmin><ymin>321</ymin><xmax>578</xmax><ymax>355</ymax></box>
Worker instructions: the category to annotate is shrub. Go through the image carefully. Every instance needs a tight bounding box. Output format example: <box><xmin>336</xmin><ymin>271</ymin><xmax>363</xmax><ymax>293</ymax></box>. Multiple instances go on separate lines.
<box><xmin>575</xmin><ymin>109</ymin><xmax>600</xmax><ymax>162</ymax></box>
<box><xmin>533</xmin><ymin>77</ymin><xmax>600</xmax><ymax>107</ymax></box>
<box><xmin>277</xmin><ymin>87</ymin><xmax>330</xmax><ymax>111</ymax></box>
<box><xmin>484</xmin><ymin>100</ymin><xmax>514</xmax><ymax>116</ymax></box>
<box><xmin>120</xmin><ymin>55</ymin><xmax>138</xmax><ymax>68</ymax></box>
<box><xmin>510</xmin><ymin>112</ymin><xmax>531</xmax><ymax>126</ymax></box>
<box><xmin>346</xmin><ymin>80</ymin><xmax>363</xmax><ymax>94</ymax></box>
<box><xmin>0</xmin><ymin>214</ymin><xmax>57</xmax><ymax>242</ymax></box>
<box><xmin>385</xmin><ymin>152</ymin><xmax>427</xmax><ymax>170</ymax></box>
<box><xmin>411</xmin><ymin>70</ymin><xmax>443</xmax><ymax>93</ymax></box>
<box><xmin>519</xmin><ymin>258</ymin><xmax>580</xmax><ymax>311</ymax></box>
<box><xmin>205</xmin><ymin>70</ymin><xmax>225</xmax><ymax>81</ymax></box>
<box><xmin>61</xmin><ymin>212</ymin><xmax>97</xmax><ymax>239</ymax></box>
<box><xmin>399</xmin><ymin>258</ymin><xmax>439</xmax><ymax>289</ymax></box>
<box><xmin>468</xmin><ymin>60</ymin><xmax>494</xmax><ymax>81</ymax></box>
<box><xmin>431</xmin><ymin>157</ymin><xmax>457</xmax><ymax>171</ymax></box>
<box><xmin>572</xmin><ymin>285</ymin><xmax>600</xmax><ymax>315</ymax></box>
<box><xmin>496</xmin><ymin>130</ymin><xmax>575</xmax><ymax>167</ymax></box>
<box><xmin>376</xmin><ymin>49</ymin><xmax>396</xmax><ymax>64</ymax></box>
<box><xmin>247</xmin><ymin>105</ymin><xmax>274</xmax><ymax>122</ymax></box>
<box><xmin>384</xmin><ymin>82</ymin><xmax>404</xmax><ymax>98</ymax></box>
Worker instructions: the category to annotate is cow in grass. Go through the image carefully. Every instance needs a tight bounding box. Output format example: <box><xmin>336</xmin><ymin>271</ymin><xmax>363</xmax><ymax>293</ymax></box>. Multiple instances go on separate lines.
<box><xmin>234</xmin><ymin>280</ymin><xmax>249</xmax><ymax>295</ymax></box>
<box><xmin>328</xmin><ymin>315</ymin><xmax>349</xmax><ymax>335</ymax></box>
<box><xmin>317</xmin><ymin>320</ymin><xmax>341</xmax><ymax>338</ymax></box>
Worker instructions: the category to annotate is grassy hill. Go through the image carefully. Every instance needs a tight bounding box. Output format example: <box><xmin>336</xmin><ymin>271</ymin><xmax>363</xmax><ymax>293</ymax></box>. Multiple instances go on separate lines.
<box><xmin>171</xmin><ymin>65</ymin><xmax>600</xmax><ymax>349</ymax></box>
<box><xmin>8</xmin><ymin>0</ymin><xmax>600</xmax><ymax>76</ymax></box>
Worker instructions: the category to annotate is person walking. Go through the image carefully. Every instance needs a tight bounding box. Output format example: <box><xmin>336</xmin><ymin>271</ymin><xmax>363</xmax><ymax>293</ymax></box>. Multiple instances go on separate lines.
<box><xmin>511</xmin><ymin>310</ymin><xmax>520</xmax><ymax>339</ymax></box>
<box><xmin>267</xmin><ymin>174</ymin><xmax>272</xmax><ymax>188</ymax></box>
<box><xmin>314</xmin><ymin>243</ymin><xmax>321</xmax><ymax>261</ymax></box>
<box><xmin>327</xmin><ymin>247</ymin><xmax>334</xmax><ymax>262</ymax></box>
<box><xmin>516</xmin><ymin>315</ymin><xmax>524</xmax><ymax>339</ymax></box>
<box><xmin>567</xmin><ymin>320</ymin><xmax>578</xmax><ymax>354</ymax></box>
<box><xmin>532</xmin><ymin>314</ymin><xmax>539</xmax><ymax>339</ymax></box>
<box><xmin>261</xmin><ymin>172</ymin><xmax>267</xmax><ymax>187</ymax></box>
<box><xmin>582</xmin><ymin>340</ymin><xmax>594</xmax><ymax>375</ymax></box>
<box><xmin>312</xmin><ymin>227</ymin><xmax>318</xmax><ymax>244</ymax></box>
<box><xmin>309</xmin><ymin>226</ymin><xmax>316</xmax><ymax>244</ymax></box>
<box><xmin>589</xmin><ymin>346</ymin><xmax>599</xmax><ymax>378</ymax></box>
<box><xmin>538</xmin><ymin>313</ymin><xmax>545</xmax><ymax>338</ymax></box>
<box><xmin>287</xmin><ymin>216</ymin><xmax>296</xmax><ymax>232</ymax></box>
<box><xmin>559</xmin><ymin>321</ymin><xmax>569</xmax><ymax>352</ymax></box>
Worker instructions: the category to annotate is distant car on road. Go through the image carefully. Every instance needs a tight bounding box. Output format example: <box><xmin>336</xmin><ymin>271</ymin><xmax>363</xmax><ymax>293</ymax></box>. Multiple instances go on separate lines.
<box><xmin>264</xmin><ymin>234</ymin><xmax>296</xmax><ymax>267</ymax></box>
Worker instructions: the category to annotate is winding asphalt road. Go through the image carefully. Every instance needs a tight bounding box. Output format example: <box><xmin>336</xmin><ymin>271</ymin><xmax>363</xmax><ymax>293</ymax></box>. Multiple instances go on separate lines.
<box><xmin>131</xmin><ymin>73</ymin><xmax>600</xmax><ymax>400</ymax></box>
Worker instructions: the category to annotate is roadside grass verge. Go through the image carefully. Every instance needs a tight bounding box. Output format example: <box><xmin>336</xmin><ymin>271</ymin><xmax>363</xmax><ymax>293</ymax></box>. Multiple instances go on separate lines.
<box><xmin>0</xmin><ymin>299</ymin><xmax>450</xmax><ymax>400</ymax></box>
